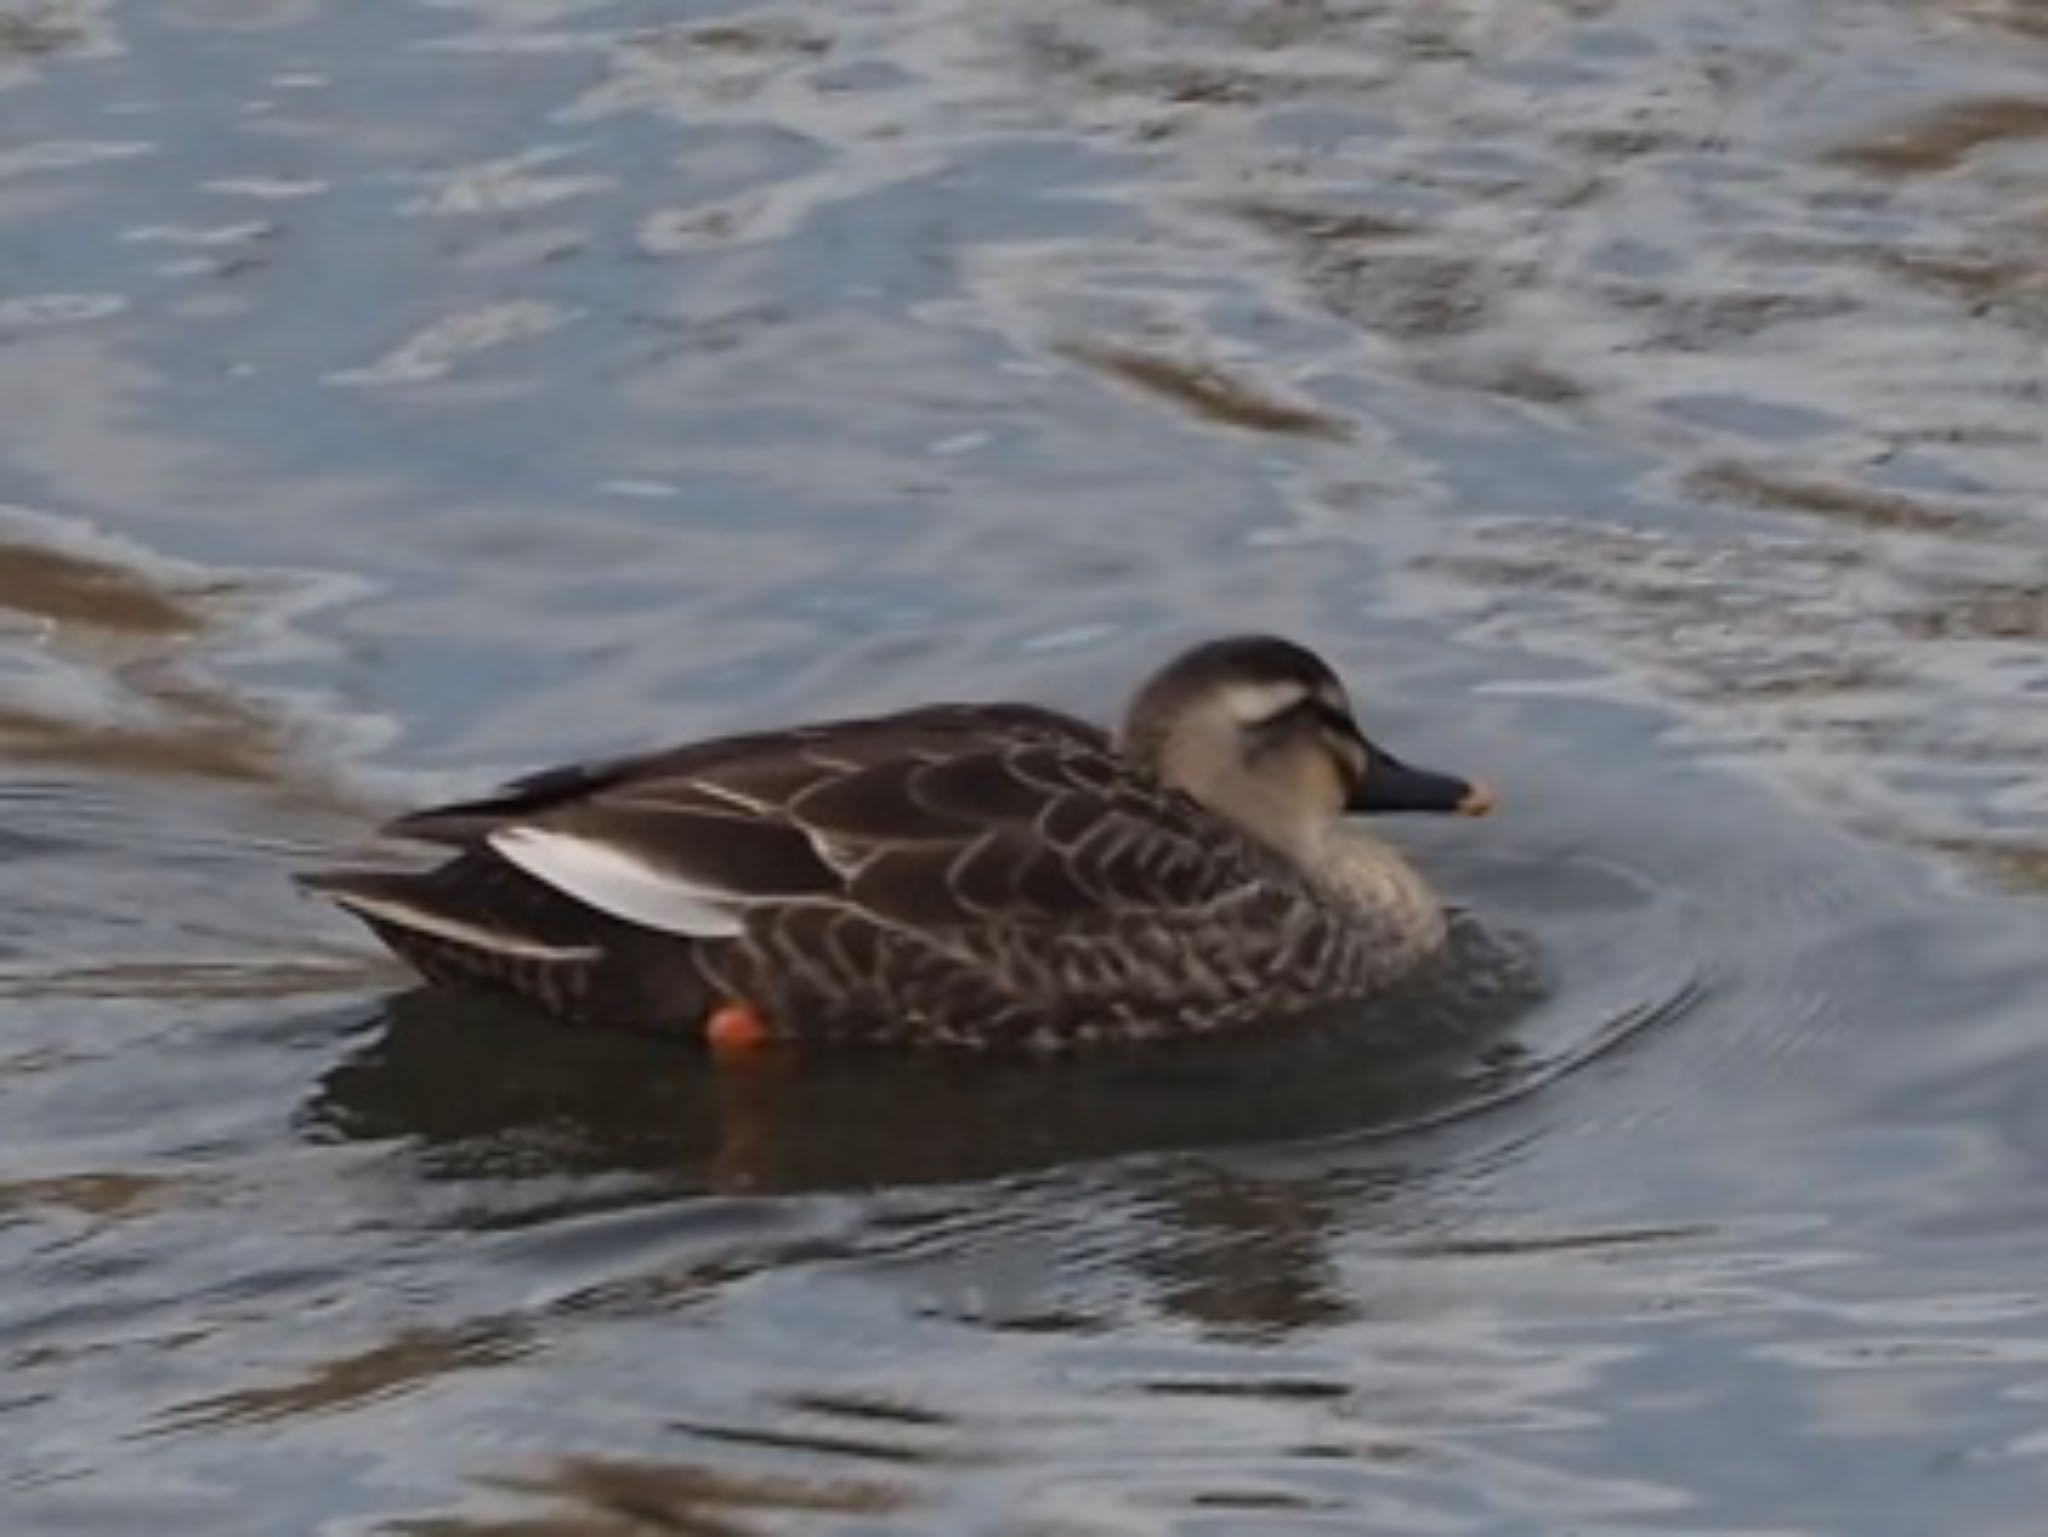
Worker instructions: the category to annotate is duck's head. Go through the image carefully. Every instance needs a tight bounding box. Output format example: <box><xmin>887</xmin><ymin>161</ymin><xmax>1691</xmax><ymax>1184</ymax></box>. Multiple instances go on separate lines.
<box><xmin>1120</xmin><ymin>634</ymin><xmax>1495</xmax><ymax>855</ymax></box>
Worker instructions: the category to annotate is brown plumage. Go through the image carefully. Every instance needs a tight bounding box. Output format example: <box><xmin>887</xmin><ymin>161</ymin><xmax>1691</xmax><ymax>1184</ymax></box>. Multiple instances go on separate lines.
<box><xmin>302</xmin><ymin>636</ymin><xmax>1494</xmax><ymax>1050</ymax></box>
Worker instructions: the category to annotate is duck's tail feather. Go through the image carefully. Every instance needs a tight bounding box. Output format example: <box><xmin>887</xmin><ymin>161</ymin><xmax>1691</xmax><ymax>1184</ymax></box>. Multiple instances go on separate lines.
<box><xmin>300</xmin><ymin>855</ymin><xmax>708</xmax><ymax>1036</ymax></box>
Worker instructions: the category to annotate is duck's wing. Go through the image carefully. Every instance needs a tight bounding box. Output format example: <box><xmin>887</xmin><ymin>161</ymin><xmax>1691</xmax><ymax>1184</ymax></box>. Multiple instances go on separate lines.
<box><xmin>384</xmin><ymin>704</ymin><xmax>1256</xmax><ymax>945</ymax></box>
<box><xmin>385</xmin><ymin>703</ymin><xmax>1108</xmax><ymax>847</ymax></box>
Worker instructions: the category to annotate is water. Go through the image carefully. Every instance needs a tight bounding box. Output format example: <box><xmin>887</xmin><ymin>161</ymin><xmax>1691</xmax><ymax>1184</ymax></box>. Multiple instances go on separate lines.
<box><xmin>3</xmin><ymin>0</ymin><xmax>2046</xmax><ymax>1531</ymax></box>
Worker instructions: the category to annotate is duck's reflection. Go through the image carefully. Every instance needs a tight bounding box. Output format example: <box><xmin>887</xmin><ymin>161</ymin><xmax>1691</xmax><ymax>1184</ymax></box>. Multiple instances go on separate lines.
<box><xmin>304</xmin><ymin>918</ymin><xmax>1543</xmax><ymax>1195</ymax></box>
<box><xmin>379</xmin><ymin>1453</ymin><xmax>911</xmax><ymax>1537</ymax></box>
<box><xmin>1130</xmin><ymin>1159</ymin><xmax>1363</xmax><ymax>1337</ymax></box>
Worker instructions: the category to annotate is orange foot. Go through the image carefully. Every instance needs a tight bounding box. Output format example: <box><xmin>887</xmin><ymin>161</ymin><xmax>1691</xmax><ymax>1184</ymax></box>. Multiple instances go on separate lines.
<box><xmin>706</xmin><ymin>1000</ymin><xmax>773</xmax><ymax>1060</ymax></box>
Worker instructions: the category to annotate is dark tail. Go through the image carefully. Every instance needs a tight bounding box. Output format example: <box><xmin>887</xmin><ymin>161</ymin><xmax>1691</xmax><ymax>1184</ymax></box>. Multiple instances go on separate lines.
<box><xmin>301</xmin><ymin>856</ymin><xmax>707</xmax><ymax>1036</ymax></box>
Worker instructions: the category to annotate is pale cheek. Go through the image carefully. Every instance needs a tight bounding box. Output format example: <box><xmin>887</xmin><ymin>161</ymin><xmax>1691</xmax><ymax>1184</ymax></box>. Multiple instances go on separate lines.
<box><xmin>1303</xmin><ymin>754</ymin><xmax>1350</xmax><ymax>817</ymax></box>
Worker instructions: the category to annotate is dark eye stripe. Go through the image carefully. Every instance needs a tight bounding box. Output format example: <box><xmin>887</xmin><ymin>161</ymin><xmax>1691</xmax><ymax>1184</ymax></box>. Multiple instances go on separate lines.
<box><xmin>1311</xmin><ymin>700</ymin><xmax>1360</xmax><ymax>737</ymax></box>
<box><xmin>1248</xmin><ymin>698</ymin><xmax>1315</xmax><ymax>732</ymax></box>
<box><xmin>1245</xmin><ymin>698</ymin><xmax>1355</xmax><ymax>737</ymax></box>
<box><xmin>1242</xmin><ymin>698</ymin><xmax>1364</xmax><ymax>784</ymax></box>
<box><xmin>1241</xmin><ymin>697</ymin><xmax>1312</xmax><ymax>761</ymax></box>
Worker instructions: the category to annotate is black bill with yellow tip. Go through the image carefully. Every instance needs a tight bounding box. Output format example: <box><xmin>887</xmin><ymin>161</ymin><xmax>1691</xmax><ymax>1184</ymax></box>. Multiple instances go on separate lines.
<box><xmin>1347</xmin><ymin>746</ymin><xmax>1496</xmax><ymax>817</ymax></box>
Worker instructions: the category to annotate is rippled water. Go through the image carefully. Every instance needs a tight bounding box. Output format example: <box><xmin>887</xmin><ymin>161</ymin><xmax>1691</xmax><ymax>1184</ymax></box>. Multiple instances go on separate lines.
<box><xmin>3</xmin><ymin>1</ymin><xmax>2047</xmax><ymax>1532</ymax></box>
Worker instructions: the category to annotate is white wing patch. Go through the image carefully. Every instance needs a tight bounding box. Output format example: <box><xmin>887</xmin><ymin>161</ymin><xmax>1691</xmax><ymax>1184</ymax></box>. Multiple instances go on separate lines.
<box><xmin>489</xmin><ymin>826</ymin><xmax>747</xmax><ymax>939</ymax></box>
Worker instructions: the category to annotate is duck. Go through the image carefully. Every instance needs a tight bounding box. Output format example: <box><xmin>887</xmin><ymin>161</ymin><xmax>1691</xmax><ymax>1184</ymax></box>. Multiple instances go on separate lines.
<box><xmin>303</xmin><ymin>634</ymin><xmax>1495</xmax><ymax>1051</ymax></box>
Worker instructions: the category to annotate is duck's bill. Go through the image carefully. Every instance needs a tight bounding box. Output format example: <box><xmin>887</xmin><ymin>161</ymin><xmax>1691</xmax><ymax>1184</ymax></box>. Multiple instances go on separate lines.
<box><xmin>1349</xmin><ymin>752</ymin><xmax>1496</xmax><ymax>817</ymax></box>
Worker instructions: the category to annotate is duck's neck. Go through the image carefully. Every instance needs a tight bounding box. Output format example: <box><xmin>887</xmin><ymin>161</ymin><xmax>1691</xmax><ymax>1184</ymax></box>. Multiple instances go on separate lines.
<box><xmin>1158</xmin><ymin>750</ymin><xmax>1450</xmax><ymax>950</ymax></box>
<box><xmin>1293</xmin><ymin>821</ymin><xmax>1449</xmax><ymax>950</ymax></box>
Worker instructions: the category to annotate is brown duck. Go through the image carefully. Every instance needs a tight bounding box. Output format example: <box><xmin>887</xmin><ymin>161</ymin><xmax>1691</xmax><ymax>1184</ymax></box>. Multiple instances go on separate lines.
<box><xmin>304</xmin><ymin>635</ymin><xmax>1494</xmax><ymax>1051</ymax></box>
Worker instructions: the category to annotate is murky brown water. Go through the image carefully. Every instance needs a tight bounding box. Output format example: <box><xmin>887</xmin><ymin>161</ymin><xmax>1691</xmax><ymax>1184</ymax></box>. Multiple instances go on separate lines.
<box><xmin>3</xmin><ymin>1</ymin><xmax>2046</xmax><ymax>1532</ymax></box>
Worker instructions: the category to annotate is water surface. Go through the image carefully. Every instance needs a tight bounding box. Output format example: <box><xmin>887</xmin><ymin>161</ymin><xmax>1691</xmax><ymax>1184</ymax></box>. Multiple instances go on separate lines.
<box><xmin>2</xmin><ymin>1</ymin><xmax>2046</xmax><ymax>1533</ymax></box>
